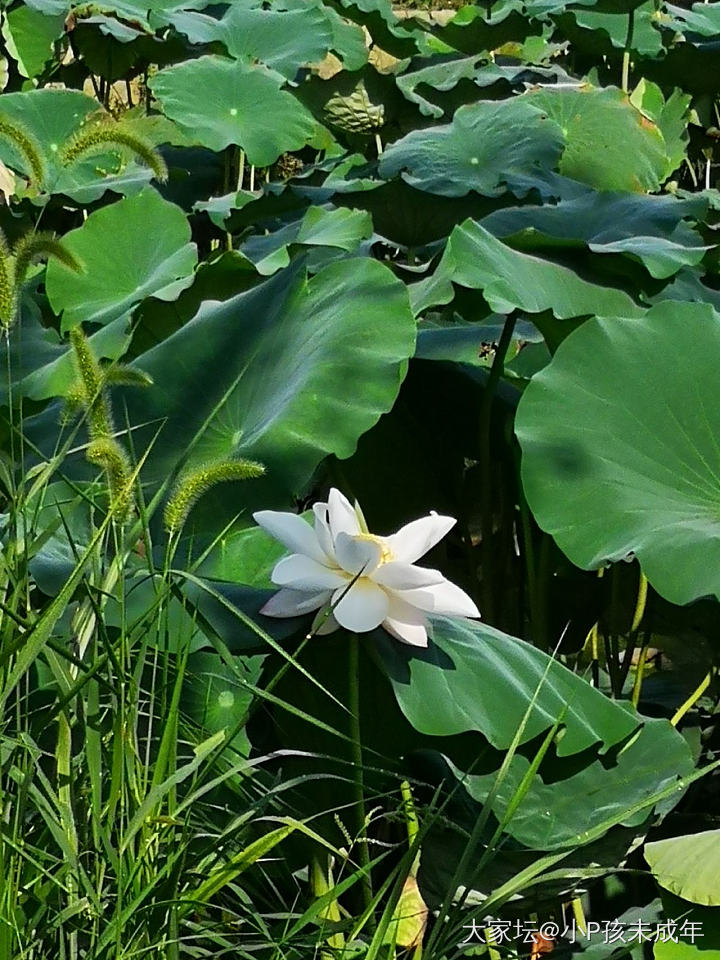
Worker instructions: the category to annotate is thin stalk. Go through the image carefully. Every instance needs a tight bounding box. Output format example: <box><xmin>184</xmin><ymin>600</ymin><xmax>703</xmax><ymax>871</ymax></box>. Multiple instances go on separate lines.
<box><xmin>479</xmin><ymin>313</ymin><xmax>516</xmax><ymax>622</ymax></box>
<box><xmin>534</xmin><ymin>533</ymin><xmax>551</xmax><ymax>652</ymax></box>
<box><xmin>57</xmin><ymin>709</ymin><xmax>79</xmax><ymax>960</ymax></box>
<box><xmin>90</xmin><ymin>73</ymin><xmax>102</xmax><ymax>102</ymax></box>
<box><xmin>237</xmin><ymin>147</ymin><xmax>245</xmax><ymax>190</ymax></box>
<box><xmin>517</xmin><ymin>470</ymin><xmax>537</xmax><ymax>640</ymax></box>
<box><xmin>630</xmin><ymin>571</ymin><xmax>648</xmax><ymax>633</ymax></box>
<box><xmin>223</xmin><ymin>148</ymin><xmax>233</xmax><ymax>250</ymax></box>
<box><xmin>671</xmin><ymin>670</ymin><xmax>713</xmax><ymax>727</ymax></box>
<box><xmin>621</xmin><ymin>9</ymin><xmax>635</xmax><ymax>93</ymax></box>
<box><xmin>349</xmin><ymin>634</ymin><xmax>373</xmax><ymax>924</ymax></box>
<box><xmin>571</xmin><ymin>895</ymin><xmax>587</xmax><ymax>935</ymax></box>
<box><xmin>630</xmin><ymin>640</ymin><xmax>650</xmax><ymax>709</ymax></box>
<box><xmin>616</xmin><ymin>569</ymin><xmax>649</xmax><ymax>695</ymax></box>
<box><xmin>606</xmin><ymin>563</ymin><xmax>623</xmax><ymax>696</ymax></box>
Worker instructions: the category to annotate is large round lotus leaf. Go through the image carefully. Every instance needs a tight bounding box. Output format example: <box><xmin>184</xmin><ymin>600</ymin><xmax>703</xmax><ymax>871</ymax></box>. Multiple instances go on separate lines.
<box><xmin>168</xmin><ymin>0</ymin><xmax>366</xmax><ymax>78</ymax></box>
<box><xmin>184</xmin><ymin>652</ymin><xmax>265</xmax><ymax>754</ymax></box>
<box><xmin>664</xmin><ymin>3</ymin><xmax>720</xmax><ymax>38</ymax></box>
<box><xmin>396</xmin><ymin>57</ymin><xmax>567</xmax><ymax>119</ymax></box>
<box><xmin>516</xmin><ymin>301</ymin><xmax>720</xmax><ymax>605</ymax></box>
<box><xmin>197</xmin><ymin>512</ymin><xmax>313</xmax><ymax>585</ymax></box>
<box><xmin>378</xmin><ymin>98</ymin><xmax>565</xmax><ymax>199</ymax></box>
<box><xmin>522</xmin><ymin>84</ymin><xmax>670</xmax><ymax>192</ymax></box>
<box><xmin>655</xmin><ymin>896</ymin><xmax>720</xmax><ymax>960</ymax></box>
<box><xmin>481</xmin><ymin>190</ymin><xmax>708</xmax><ymax>280</ymax></box>
<box><xmin>434</xmin><ymin>3</ymin><xmax>543</xmax><ymax>57</ymax></box>
<box><xmin>332</xmin><ymin>0</ymin><xmax>423</xmax><ymax>57</ymax></box>
<box><xmin>646</xmin><ymin>830</ymin><xmax>720</xmax><ymax>906</ymax></box>
<box><xmin>46</xmin><ymin>188</ymin><xmax>197</xmax><ymax>331</ymax></box>
<box><xmin>104</xmin><ymin>572</ymin><xmax>205</xmax><ymax>653</ymax></box>
<box><xmin>0</xmin><ymin>89</ymin><xmax>168</xmax><ymax>202</ymax></box>
<box><xmin>566</xmin><ymin>3</ymin><xmax>664</xmax><ymax>58</ymax></box>
<box><xmin>122</xmin><ymin>258</ymin><xmax>416</xmax><ymax>497</ymax></box>
<box><xmin>376</xmin><ymin>616</ymin><xmax>639</xmax><ymax>757</ymax></box>
<box><xmin>630</xmin><ymin>82</ymin><xmax>692</xmax><ymax>179</ymax></box>
<box><xmin>44</xmin><ymin>0</ymin><xmax>216</xmax><ymax>32</ymax></box>
<box><xmin>449</xmin><ymin>717</ymin><xmax>693</xmax><ymax>849</ymax></box>
<box><xmin>2</xmin><ymin>300</ymin><xmax>132</xmax><ymax>403</ymax></box>
<box><xmin>2</xmin><ymin>7</ymin><xmax>64</xmax><ymax>79</ymax></box>
<box><xmin>149</xmin><ymin>55</ymin><xmax>321</xmax><ymax>165</ymax></box>
<box><xmin>26</xmin><ymin>481</ymin><xmax>95</xmax><ymax>596</ymax></box>
<box><xmin>240</xmin><ymin>204</ymin><xmax>373</xmax><ymax>275</ymax></box>
<box><xmin>411</xmin><ymin>219</ymin><xmax>645</xmax><ymax>319</ymax></box>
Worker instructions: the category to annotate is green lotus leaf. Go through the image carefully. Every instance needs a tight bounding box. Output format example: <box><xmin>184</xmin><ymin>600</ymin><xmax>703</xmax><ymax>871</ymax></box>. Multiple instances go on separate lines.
<box><xmin>630</xmin><ymin>81</ymin><xmax>692</xmax><ymax>178</ymax></box>
<box><xmin>481</xmin><ymin>191</ymin><xmax>709</xmax><ymax>279</ymax></box>
<box><xmin>331</xmin><ymin>0</ymin><xmax>424</xmax><ymax>57</ymax></box>
<box><xmin>121</xmin><ymin>258</ymin><xmax>416</xmax><ymax>507</ymax></box>
<box><xmin>663</xmin><ymin>2</ymin><xmax>720</xmax><ymax>39</ymax></box>
<box><xmin>26</xmin><ymin>481</ymin><xmax>95</xmax><ymax>596</ymax></box>
<box><xmin>240</xmin><ymin>204</ymin><xmax>373</xmax><ymax>275</ymax></box>
<box><xmin>197</xmin><ymin>514</ymin><xmax>313</xmax><ymax>585</ymax></box>
<box><xmin>378</xmin><ymin>98</ymin><xmax>565</xmax><ymax>198</ymax></box>
<box><xmin>0</xmin><ymin>89</ymin><xmax>169</xmax><ymax>202</ymax></box>
<box><xmin>2</xmin><ymin>7</ymin><xmax>64</xmax><ymax>79</ymax></box>
<box><xmin>414</xmin><ymin>318</ymin><xmax>542</xmax><ymax>366</ymax></box>
<box><xmin>149</xmin><ymin>55</ymin><xmax>322</xmax><ymax>165</ymax></box>
<box><xmin>646</xmin><ymin>830</ymin><xmax>720</xmax><ymax>907</ymax></box>
<box><xmin>564</xmin><ymin>2</ymin><xmax>664</xmax><ymax>58</ymax></box>
<box><xmin>194</xmin><ymin>190</ymin><xmax>260</xmax><ymax>229</ymax></box>
<box><xmin>396</xmin><ymin>55</ymin><xmax>568</xmax><ymax>119</ymax></box>
<box><xmin>434</xmin><ymin>1</ymin><xmax>542</xmax><ymax>56</ymax></box>
<box><xmin>180</xmin><ymin>581</ymin><xmax>307</xmax><ymax>651</ymax></box>
<box><xmin>183</xmin><ymin>652</ymin><xmax>265</xmax><ymax>755</ymax></box>
<box><xmin>411</xmin><ymin>219</ymin><xmax>645</xmax><ymax>319</ymax></box>
<box><xmin>376</xmin><ymin>616</ymin><xmax>639</xmax><ymax>757</ymax></box>
<box><xmin>45</xmin><ymin>187</ymin><xmax>197</xmax><ymax>331</ymax></box>
<box><xmin>52</xmin><ymin>0</ymin><xmax>215</xmax><ymax>33</ymax></box>
<box><xmin>516</xmin><ymin>301</ymin><xmax>720</xmax><ymax>606</ymax></box>
<box><xmin>168</xmin><ymin>0</ymin><xmax>366</xmax><ymax>78</ymax></box>
<box><xmin>104</xmin><ymin>572</ymin><xmax>205</xmax><ymax>653</ymax></box>
<box><xmin>522</xmin><ymin>84</ymin><xmax>671</xmax><ymax>192</ymax></box>
<box><xmin>449</xmin><ymin>718</ymin><xmax>694</xmax><ymax>849</ymax></box>
<box><xmin>3</xmin><ymin>300</ymin><xmax>132</xmax><ymax>402</ymax></box>
<box><xmin>23</xmin><ymin>0</ymin><xmax>67</xmax><ymax>14</ymax></box>
<box><xmin>654</xmin><ymin>895</ymin><xmax>720</xmax><ymax>960</ymax></box>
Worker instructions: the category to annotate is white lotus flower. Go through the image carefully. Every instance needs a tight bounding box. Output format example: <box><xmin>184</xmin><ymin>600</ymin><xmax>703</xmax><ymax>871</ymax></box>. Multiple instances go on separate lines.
<box><xmin>253</xmin><ymin>488</ymin><xmax>480</xmax><ymax>647</ymax></box>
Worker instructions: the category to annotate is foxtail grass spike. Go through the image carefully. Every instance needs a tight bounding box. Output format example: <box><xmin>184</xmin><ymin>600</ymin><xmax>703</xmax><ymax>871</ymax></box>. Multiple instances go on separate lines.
<box><xmin>60</xmin><ymin>122</ymin><xmax>168</xmax><ymax>182</ymax></box>
<box><xmin>86</xmin><ymin>437</ymin><xmax>133</xmax><ymax>522</ymax></box>
<box><xmin>69</xmin><ymin>326</ymin><xmax>113</xmax><ymax>440</ymax></box>
<box><xmin>60</xmin><ymin>382</ymin><xmax>85</xmax><ymax>424</ymax></box>
<box><xmin>103</xmin><ymin>365</ymin><xmax>153</xmax><ymax>388</ymax></box>
<box><xmin>13</xmin><ymin>232</ymin><xmax>83</xmax><ymax>291</ymax></box>
<box><xmin>164</xmin><ymin>459</ymin><xmax>266</xmax><ymax>535</ymax></box>
<box><xmin>0</xmin><ymin>112</ymin><xmax>45</xmax><ymax>186</ymax></box>
<box><xmin>0</xmin><ymin>228</ymin><xmax>15</xmax><ymax>331</ymax></box>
